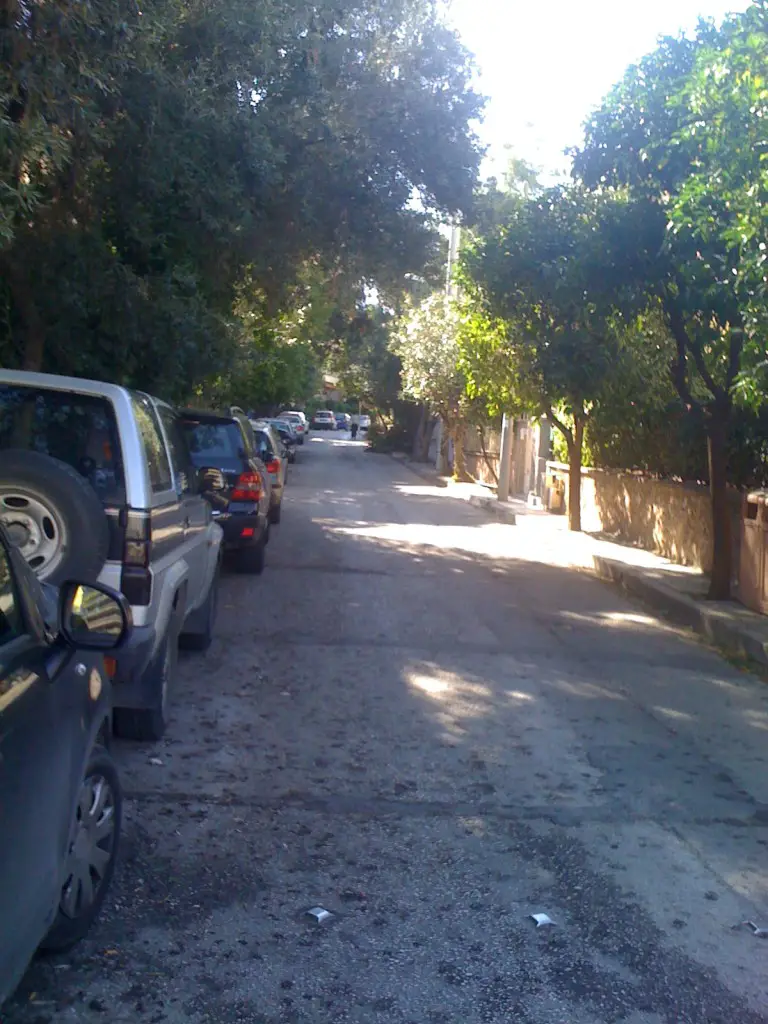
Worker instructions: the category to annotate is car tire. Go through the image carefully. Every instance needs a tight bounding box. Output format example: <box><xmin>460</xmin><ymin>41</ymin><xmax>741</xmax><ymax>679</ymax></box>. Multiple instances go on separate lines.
<box><xmin>40</xmin><ymin>748</ymin><xmax>122</xmax><ymax>952</ymax></box>
<box><xmin>238</xmin><ymin>537</ymin><xmax>265</xmax><ymax>574</ymax></box>
<box><xmin>0</xmin><ymin>450</ymin><xmax>109</xmax><ymax>584</ymax></box>
<box><xmin>269</xmin><ymin>501</ymin><xmax>282</xmax><ymax>525</ymax></box>
<box><xmin>179</xmin><ymin>564</ymin><xmax>219</xmax><ymax>652</ymax></box>
<box><xmin>113</xmin><ymin>622</ymin><xmax>179</xmax><ymax>741</ymax></box>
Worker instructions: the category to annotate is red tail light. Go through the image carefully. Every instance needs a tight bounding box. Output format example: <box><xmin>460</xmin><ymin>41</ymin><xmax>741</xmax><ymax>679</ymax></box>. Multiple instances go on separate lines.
<box><xmin>266</xmin><ymin>458</ymin><xmax>280</xmax><ymax>474</ymax></box>
<box><xmin>232</xmin><ymin>471</ymin><xmax>263</xmax><ymax>501</ymax></box>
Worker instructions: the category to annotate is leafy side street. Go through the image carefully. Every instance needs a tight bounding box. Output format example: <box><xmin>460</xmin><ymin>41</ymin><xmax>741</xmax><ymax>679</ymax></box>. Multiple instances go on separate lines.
<box><xmin>5</xmin><ymin>440</ymin><xmax>768</xmax><ymax>1024</ymax></box>
<box><xmin>2</xmin><ymin>1</ymin><xmax>768</xmax><ymax>1020</ymax></box>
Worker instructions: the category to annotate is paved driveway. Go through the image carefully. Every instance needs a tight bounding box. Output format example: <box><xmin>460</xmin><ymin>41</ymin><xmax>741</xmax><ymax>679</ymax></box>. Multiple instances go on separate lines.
<box><xmin>6</xmin><ymin>436</ymin><xmax>768</xmax><ymax>1023</ymax></box>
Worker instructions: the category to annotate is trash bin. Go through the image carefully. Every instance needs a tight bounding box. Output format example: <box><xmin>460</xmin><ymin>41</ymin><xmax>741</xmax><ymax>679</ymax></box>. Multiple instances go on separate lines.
<box><xmin>739</xmin><ymin>490</ymin><xmax>768</xmax><ymax>613</ymax></box>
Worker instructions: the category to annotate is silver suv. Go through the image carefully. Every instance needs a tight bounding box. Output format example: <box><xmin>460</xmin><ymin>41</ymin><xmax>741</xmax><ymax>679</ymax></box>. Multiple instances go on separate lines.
<box><xmin>0</xmin><ymin>370</ymin><xmax>223</xmax><ymax>741</ymax></box>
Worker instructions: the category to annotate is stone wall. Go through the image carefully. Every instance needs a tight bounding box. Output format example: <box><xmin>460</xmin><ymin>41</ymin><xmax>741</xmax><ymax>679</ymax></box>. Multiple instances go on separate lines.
<box><xmin>548</xmin><ymin>463</ymin><xmax>742</xmax><ymax>573</ymax></box>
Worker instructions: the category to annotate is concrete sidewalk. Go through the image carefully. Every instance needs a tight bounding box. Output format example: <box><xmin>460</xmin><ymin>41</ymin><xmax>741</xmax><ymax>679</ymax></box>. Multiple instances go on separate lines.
<box><xmin>393</xmin><ymin>452</ymin><xmax>768</xmax><ymax>668</ymax></box>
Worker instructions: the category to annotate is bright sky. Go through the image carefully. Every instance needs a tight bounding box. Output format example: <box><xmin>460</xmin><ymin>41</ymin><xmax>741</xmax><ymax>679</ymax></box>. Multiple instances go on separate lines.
<box><xmin>447</xmin><ymin>0</ymin><xmax>752</xmax><ymax>182</ymax></box>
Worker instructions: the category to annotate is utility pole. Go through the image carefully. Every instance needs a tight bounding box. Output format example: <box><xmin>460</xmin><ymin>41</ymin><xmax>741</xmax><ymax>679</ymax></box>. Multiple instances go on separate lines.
<box><xmin>436</xmin><ymin>223</ymin><xmax>461</xmax><ymax>475</ymax></box>
<box><xmin>497</xmin><ymin>413</ymin><xmax>513</xmax><ymax>502</ymax></box>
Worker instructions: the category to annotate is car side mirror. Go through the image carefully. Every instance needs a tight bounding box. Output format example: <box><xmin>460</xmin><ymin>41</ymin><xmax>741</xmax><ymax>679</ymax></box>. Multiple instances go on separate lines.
<box><xmin>59</xmin><ymin>581</ymin><xmax>132</xmax><ymax>651</ymax></box>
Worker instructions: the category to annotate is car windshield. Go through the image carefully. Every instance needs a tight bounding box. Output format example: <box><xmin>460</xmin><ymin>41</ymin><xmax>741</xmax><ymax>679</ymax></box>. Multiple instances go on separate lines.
<box><xmin>0</xmin><ymin>385</ymin><xmax>125</xmax><ymax>505</ymax></box>
<box><xmin>183</xmin><ymin>420</ymin><xmax>243</xmax><ymax>465</ymax></box>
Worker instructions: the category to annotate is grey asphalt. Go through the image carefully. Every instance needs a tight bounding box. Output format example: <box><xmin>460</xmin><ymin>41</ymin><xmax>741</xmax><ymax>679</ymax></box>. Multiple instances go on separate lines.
<box><xmin>7</xmin><ymin>435</ymin><xmax>768</xmax><ymax>1023</ymax></box>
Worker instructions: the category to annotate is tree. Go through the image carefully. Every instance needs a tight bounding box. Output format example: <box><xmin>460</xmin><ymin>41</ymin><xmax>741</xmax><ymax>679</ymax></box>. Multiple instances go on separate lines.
<box><xmin>0</xmin><ymin>0</ymin><xmax>484</xmax><ymax>400</ymax></box>
<box><xmin>391</xmin><ymin>294</ymin><xmax>472</xmax><ymax>480</ymax></box>
<box><xmin>461</xmin><ymin>186</ymin><xmax>622</xmax><ymax>530</ymax></box>
<box><xmin>574</xmin><ymin>2</ymin><xmax>768</xmax><ymax>597</ymax></box>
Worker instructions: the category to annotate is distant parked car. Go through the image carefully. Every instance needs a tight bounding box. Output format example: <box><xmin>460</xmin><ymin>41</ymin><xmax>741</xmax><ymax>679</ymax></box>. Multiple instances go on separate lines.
<box><xmin>359</xmin><ymin>414</ymin><xmax>371</xmax><ymax>431</ymax></box>
<box><xmin>278</xmin><ymin>410</ymin><xmax>307</xmax><ymax>443</ymax></box>
<box><xmin>335</xmin><ymin>412</ymin><xmax>351</xmax><ymax>431</ymax></box>
<box><xmin>264</xmin><ymin>418</ymin><xmax>298</xmax><ymax>463</ymax></box>
<box><xmin>312</xmin><ymin>410</ymin><xmax>336</xmax><ymax>430</ymax></box>
<box><xmin>251</xmin><ymin>423</ymin><xmax>287</xmax><ymax>524</ymax></box>
<box><xmin>181</xmin><ymin>410</ymin><xmax>271</xmax><ymax>570</ymax></box>
<box><xmin>0</xmin><ymin>369</ymin><xmax>223</xmax><ymax>742</ymax></box>
<box><xmin>0</xmin><ymin>522</ymin><xmax>131</xmax><ymax>1005</ymax></box>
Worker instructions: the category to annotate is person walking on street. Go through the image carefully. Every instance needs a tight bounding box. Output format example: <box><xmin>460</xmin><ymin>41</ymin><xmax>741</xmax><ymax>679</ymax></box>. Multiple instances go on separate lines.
<box><xmin>350</xmin><ymin>413</ymin><xmax>359</xmax><ymax>440</ymax></box>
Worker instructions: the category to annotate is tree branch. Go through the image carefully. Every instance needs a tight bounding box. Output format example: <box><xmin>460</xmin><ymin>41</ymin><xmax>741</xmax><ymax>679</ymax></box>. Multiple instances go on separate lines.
<box><xmin>546</xmin><ymin>406</ymin><xmax>573</xmax><ymax>447</ymax></box>
<box><xmin>688</xmin><ymin>338</ymin><xmax>725</xmax><ymax>402</ymax></box>
<box><xmin>664</xmin><ymin>297</ymin><xmax>699</xmax><ymax>412</ymax></box>
<box><xmin>726</xmin><ymin>327</ymin><xmax>744</xmax><ymax>392</ymax></box>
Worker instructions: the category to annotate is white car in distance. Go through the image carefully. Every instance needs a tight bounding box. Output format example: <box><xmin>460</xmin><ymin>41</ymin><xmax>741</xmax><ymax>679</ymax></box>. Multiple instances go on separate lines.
<box><xmin>278</xmin><ymin>410</ymin><xmax>307</xmax><ymax>444</ymax></box>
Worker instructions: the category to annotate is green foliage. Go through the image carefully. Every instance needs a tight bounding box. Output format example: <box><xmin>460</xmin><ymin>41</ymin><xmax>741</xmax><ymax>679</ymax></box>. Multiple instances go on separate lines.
<box><xmin>461</xmin><ymin>186</ymin><xmax>623</xmax><ymax>433</ymax></box>
<box><xmin>327</xmin><ymin>306</ymin><xmax>404</xmax><ymax>420</ymax></box>
<box><xmin>0</xmin><ymin>0</ymin><xmax>484</xmax><ymax>399</ymax></box>
<box><xmin>573</xmin><ymin>2</ymin><xmax>768</xmax><ymax>593</ymax></box>
<box><xmin>391</xmin><ymin>294</ymin><xmax>466</xmax><ymax>423</ymax></box>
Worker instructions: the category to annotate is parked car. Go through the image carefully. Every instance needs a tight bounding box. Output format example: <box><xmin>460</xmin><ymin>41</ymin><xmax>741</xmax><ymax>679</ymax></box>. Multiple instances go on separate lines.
<box><xmin>181</xmin><ymin>410</ymin><xmax>271</xmax><ymax>570</ymax></box>
<box><xmin>0</xmin><ymin>369</ymin><xmax>223</xmax><ymax>741</ymax></box>
<box><xmin>251</xmin><ymin>422</ymin><xmax>287</xmax><ymax>524</ymax></box>
<box><xmin>0</xmin><ymin>522</ymin><xmax>131</xmax><ymax>1005</ymax></box>
<box><xmin>359</xmin><ymin>414</ymin><xmax>371</xmax><ymax>431</ymax></box>
<box><xmin>335</xmin><ymin>412</ymin><xmax>351</xmax><ymax>431</ymax></box>
<box><xmin>277</xmin><ymin>410</ymin><xmax>307</xmax><ymax>443</ymax></box>
<box><xmin>312</xmin><ymin>410</ymin><xmax>337</xmax><ymax>431</ymax></box>
<box><xmin>264</xmin><ymin>418</ymin><xmax>298</xmax><ymax>463</ymax></box>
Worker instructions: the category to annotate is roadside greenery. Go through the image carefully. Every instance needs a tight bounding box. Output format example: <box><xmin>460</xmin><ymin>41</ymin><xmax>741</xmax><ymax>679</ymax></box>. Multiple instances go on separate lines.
<box><xmin>392</xmin><ymin>294</ymin><xmax>472</xmax><ymax>480</ymax></box>
<box><xmin>0</xmin><ymin>0</ymin><xmax>482</xmax><ymax>404</ymax></box>
<box><xmin>4</xmin><ymin>0</ymin><xmax>768</xmax><ymax>597</ymax></box>
<box><xmin>452</xmin><ymin>2</ymin><xmax>768</xmax><ymax>596</ymax></box>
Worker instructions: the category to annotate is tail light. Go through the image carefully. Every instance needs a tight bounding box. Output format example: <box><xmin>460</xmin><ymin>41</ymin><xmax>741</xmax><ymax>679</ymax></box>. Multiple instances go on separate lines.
<box><xmin>232</xmin><ymin>471</ymin><xmax>263</xmax><ymax>501</ymax></box>
<box><xmin>266</xmin><ymin>458</ymin><xmax>280</xmax><ymax>475</ymax></box>
<box><xmin>120</xmin><ymin>511</ymin><xmax>152</xmax><ymax>605</ymax></box>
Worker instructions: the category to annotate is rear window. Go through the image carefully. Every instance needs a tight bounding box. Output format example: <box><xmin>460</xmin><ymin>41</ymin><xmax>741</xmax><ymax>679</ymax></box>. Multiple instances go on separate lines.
<box><xmin>183</xmin><ymin>421</ymin><xmax>244</xmax><ymax>465</ymax></box>
<box><xmin>252</xmin><ymin>429</ymin><xmax>271</xmax><ymax>458</ymax></box>
<box><xmin>0</xmin><ymin>384</ymin><xmax>125</xmax><ymax>505</ymax></box>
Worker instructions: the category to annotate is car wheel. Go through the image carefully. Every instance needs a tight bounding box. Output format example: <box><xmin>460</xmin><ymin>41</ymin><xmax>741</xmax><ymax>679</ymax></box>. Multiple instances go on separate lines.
<box><xmin>238</xmin><ymin>537</ymin><xmax>265</xmax><ymax>574</ymax></box>
<box><xmin>269</xmin><ymin>501</ymin><xmax>282</xmax><ymax>525</ymax></box>
<box><xmin>113</xmin><ymin>625</ymin><xmax>178</xmax><ymax>741</ymax></box>
<box><xmin>40</xmin><ymin>748</ymin><xmax>122</xmax><ymax>952</ymax></box>
<box><xmin>0</xmin><ymin>451</ymin><xmax>109</xmax><ymax>584</ymax></box>
<box><xmin>179</xmin><ymin>564</ymin><xmax>219</xmax><ymax>652</ymax></box>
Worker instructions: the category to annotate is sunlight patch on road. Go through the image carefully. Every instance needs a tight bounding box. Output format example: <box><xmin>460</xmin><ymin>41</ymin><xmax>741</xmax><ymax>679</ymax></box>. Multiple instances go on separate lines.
<box><xmin>652</xmin><ymin>705</ymin><xmax>695</xmax><ymax>722</ymax></box>
<box><xmin>410</xmin><ymin>674</ymin><xmax>451</xmax><ymax>695</ymax></box>
<box><xmin>403</xmin><ymin>663</ymin><xmax>492</xmax><ymax>738</ymax></box>
<box><xmin>331</xmin><ymin>520</ymin><xmax>518</xmax><ymax>560</ymax></box>
<box><xmin>507</xmin><ymin>689</ymin><xmax>535</xmax><ymax>702</ymax></box>
<box><xmin>742</xmin><ymin>709</ymin><xmax>768</xmax><ymax>731</ymax></box>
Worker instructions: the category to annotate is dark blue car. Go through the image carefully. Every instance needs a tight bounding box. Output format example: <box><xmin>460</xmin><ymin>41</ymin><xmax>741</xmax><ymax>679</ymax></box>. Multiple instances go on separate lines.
<box><xmin>0</xmin><ymin>524</ymin><xmax>131</xmax><ymax>1004</ymax></box>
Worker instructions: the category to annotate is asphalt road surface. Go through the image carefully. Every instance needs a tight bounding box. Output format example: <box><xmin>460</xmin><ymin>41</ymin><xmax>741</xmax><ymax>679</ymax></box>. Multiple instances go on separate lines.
<box><xmin>7</xmin><ymin>435</ymin><xmax>768</xmax><ymax>1024</ymax></box>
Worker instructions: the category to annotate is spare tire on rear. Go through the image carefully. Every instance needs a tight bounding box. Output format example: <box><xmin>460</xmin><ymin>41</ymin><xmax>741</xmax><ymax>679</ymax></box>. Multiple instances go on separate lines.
<box><xmin>0</xmin><ymin>450</ymin><xmax>109</xmax><ymax>584</ymax></box>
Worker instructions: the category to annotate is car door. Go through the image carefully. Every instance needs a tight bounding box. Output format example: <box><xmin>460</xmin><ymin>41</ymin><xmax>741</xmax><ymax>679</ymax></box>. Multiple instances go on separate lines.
<box><xmin>0</xmin><ymin>536</ymin><xmax>70</xmax><ymax>997</ymax></box>
<box><xmin>155</xmin><ymin>403</ymin><xmax>211</xmax><ymax>613</ymax></box>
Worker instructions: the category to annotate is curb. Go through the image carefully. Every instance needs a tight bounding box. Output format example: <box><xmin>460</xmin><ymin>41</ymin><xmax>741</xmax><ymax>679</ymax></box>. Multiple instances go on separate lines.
<box><xmin>468</xmin><ymin>494</ymin><xmax>517</xmax><ymax>525</ymax></box>
<box><xmin>387</xmin><ymin>453</ymin><xmax>449</xmax><ymax>488</ymax></box>
<box><xmin>593</xmin><ymin>556</ymin><xmax>768</xmax><ymax>668</ymax></box>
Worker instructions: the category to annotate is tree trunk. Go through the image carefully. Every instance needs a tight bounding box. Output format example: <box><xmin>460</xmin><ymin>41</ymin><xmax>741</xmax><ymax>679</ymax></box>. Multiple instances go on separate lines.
<box><xmin>567</xmin><ymin>416</ymin><xmax>584</xmax><ymax>533</ymax></box>
<box><xmin>452</xmin><ymin>422</ymin><xmax>471</xmax><ymax>482</ymax></box>
<box><xmin>7</xmin><ymin>260</ymin><xmax>46</xmax><ymax>371</ymax></box>
<box><xmin>418</xmin><ymin>417</ymin><xmax>436</xmax><ymax>463</ymax></box>
<box><xmin>437</xmin><ymin>419</ymin><xmax>450</xmax><ymax>475</ymax></box>
<box><xmin>412</xmin><ymin>404</ymin><xmax>430</xmax><ymax>461</ymax></box>
<box><xmin>706</xmin><ymin>410</ymin><xmax>732</xmax><ymax>600</ymax></box>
